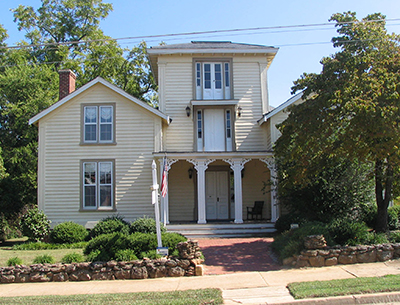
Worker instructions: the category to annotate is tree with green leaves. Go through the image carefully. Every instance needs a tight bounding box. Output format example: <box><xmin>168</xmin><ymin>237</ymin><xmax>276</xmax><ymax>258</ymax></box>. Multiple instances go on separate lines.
<box><xmin>12</xmin><ymin>0</ymin><xmax>156</xmax><ymax>102</ymax></box>
<box><xmin>0</xmin><ymin>0</ymin><xmax>157</xmax><ymax>221</ymax></box>
<box><xmin>276</xmin><ymin>12</ymin><xmax>400</xmax><ymax>232</ymax></box>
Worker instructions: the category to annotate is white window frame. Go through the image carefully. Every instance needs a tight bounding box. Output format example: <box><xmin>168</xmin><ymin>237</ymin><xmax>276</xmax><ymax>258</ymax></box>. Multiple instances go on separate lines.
<box><xmin>83</xmin><ymin>104</ymin><xmax>114</xmax><ymax>144</ymax></box>
<box><xmin>82</xmin><ymin>160</ymin><xmax>115</xmax><ymax>211</ymax></box>
<box><xmin>195</xmin><ymin>60</ymin><xmax>232</xmax><ymax>100</ymax></box>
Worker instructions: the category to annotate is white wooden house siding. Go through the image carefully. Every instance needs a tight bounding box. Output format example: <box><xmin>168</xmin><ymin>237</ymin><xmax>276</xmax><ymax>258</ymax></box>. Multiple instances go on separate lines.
<box><xmin>157</xmin><ymin>55</ymin><xmax>270</xmax><ymax>152</ymax></box>
<box><xmin>37</xmin><ymin>84</ymin><xmax>161</xmax><ymax>226</ymax></box>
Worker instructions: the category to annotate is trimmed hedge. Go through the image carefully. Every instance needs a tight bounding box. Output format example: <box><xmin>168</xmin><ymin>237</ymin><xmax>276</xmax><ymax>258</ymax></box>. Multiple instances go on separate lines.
<box><xmin>51</xmin><ymin>222</ymin><xmax>88</xmax><ymax>244</ymax></box>
<box><xmin>90</xmin><ymin>215</ymin><xmax>130</xmax><ymax>239</ymax></box>
<box><xmin>130</xmin><ymin>217</ymin><xmax>167</xmax><ymax>234</ymax></box>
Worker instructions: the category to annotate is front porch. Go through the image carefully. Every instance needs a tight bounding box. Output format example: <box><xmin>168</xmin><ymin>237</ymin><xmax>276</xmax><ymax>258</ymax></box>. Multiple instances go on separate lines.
<box><xmin>154</xmin><ymin>152</ymin><xmax>278</xmax><ymax>227</ymax></box>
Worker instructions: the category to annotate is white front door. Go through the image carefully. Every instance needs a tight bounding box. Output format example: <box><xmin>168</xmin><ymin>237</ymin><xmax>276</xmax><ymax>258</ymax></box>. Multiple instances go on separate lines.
<box><xmin>205</xmin><ymin>171</ymin><xmax>229</xmax><ymax>220</ymax></box>
<box><xmin>204</xmin><ymin>109</ymin><xmax>225</xmax><ymax>151</ymax></box>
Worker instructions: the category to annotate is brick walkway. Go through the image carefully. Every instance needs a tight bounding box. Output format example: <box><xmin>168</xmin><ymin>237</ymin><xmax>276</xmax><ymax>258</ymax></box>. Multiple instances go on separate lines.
<box><xmin>196</xmin><ymin>237</ymin><xmax>281</xmax><ymax>275</ymax></box>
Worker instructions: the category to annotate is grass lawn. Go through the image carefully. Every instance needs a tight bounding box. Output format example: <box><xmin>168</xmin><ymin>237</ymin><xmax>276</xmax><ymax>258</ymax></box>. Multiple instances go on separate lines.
<box><xmin>0</xmin><ymin>289</ymin><xmax>223</xmax><ymax>305</ymax></box>
<box><xmin>0</xmin><ymin>238</ymin><xmax>84</xmax><ymax>266</ymax></box>
<box><xmin>288</xmin><ymin>274</ymin><xmax>400</xmax><ymax>299</ymax></box>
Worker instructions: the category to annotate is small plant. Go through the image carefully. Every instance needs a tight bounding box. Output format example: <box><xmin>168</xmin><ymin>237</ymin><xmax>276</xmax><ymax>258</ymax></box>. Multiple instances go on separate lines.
<box><xmin>90</xmin><ymin>215</ymin><xmax>130</xmax><ymax>239</ymax></box>
<box><xmin>130</xmin><ymin>216</ymin><xmax>166</xmax><ymax>234</ymax></box>
<box><xmin>7</xmin><ymin>257</ymin><xmax>23</xmax><ymax>266</ymax></box>
<box><xmin>364</xmin><ymin>232</ymin><xmax>389</xmax><ymax>245</ymax></box>
<box><xmin>61</xmin><ymin>252</ymin><xmax>85</xmax><ymax>263</ymax></box>
<box><xmin>141</xmin><ymin>250</ymin><xmax>162</xmax><ymax>259</ymax></box>
<box><xmin>51</xmin><ymin>221</ymin><xmax>88</xmax><ymax>244</ymax></box>
<box><xmin>33</xmin><ymin>254</ymin><xmax>55</xmax><ymax>264</ymax></box>
<box><xmin>20</xmin><ymin>207</ymin><xmax>51</xmax><ymax>242</ymax></box>
<box><xmin>388</xmin><ymin>206</ymin><xmax>400</xmax><ymax>230</ymax></box>
<box><xmin>389</xmin><ymin>231</ymin><xmax>400</xmax><ymax>243</ymax></box>
<box><xmin>115</xmin><ymin>249</ymin><xmax>138</xmax><ymax>261</ymax></box>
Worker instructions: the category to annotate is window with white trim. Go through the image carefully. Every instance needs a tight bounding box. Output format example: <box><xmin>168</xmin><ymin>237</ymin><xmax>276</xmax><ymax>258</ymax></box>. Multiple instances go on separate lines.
<box><xmin>83</xmin><ymin>105</ymin><xmax>114</xmax><ymax>143</ymax></box>
<box><xmin>196</xmin><ymin>108</ymin><xmax>234</xmax><ymax>152</ymax></box>
<box><xmin>82</xmin><ymin>161</ymin><xmax>114</xmax><ymax>210</ymax></box>
<box><xmin>195</xmin><ymin>61</ymin><xmax>231</xmax><ymax>100</ymax></box>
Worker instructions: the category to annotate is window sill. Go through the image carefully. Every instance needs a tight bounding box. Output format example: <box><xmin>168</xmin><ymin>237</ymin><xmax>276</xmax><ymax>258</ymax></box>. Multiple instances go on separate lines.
<box><xmin>79</xmin><ymin>208</ymin><xmax>117</xmax><ymax>212</ymax></box>
<box><xmin>191</xmin><ymin>99</ymin><xmax>239</xmax><ymax>106</ymax></box>
<box><xmin>80</xmin><ymin>142</ymin><xmax>117</xmax><ymax>146</ymax></box>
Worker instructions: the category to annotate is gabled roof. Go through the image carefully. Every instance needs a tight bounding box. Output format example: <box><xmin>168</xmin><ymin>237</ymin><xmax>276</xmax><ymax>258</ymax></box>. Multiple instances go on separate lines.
<box><xmin>29</xmin><ymin>77</ymin><xmax>170</xmax><ymax>125</ymax></box>
<box><xmin>147</xmin><ymin>41</ymin><xmax>279</xmax><ymax>81</ymax></box>
<box><xmin>258</xmin><ymin>92</ymin><xmax>303</xmax><ymax>125</ymax></box>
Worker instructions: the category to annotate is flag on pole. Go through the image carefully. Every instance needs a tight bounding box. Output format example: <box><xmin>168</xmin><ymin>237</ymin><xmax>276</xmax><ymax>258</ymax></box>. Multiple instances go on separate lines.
<box><xmin>161</xmin><ymin>157</ymin><xmax>167</xmax><ymax>197</ymax></box>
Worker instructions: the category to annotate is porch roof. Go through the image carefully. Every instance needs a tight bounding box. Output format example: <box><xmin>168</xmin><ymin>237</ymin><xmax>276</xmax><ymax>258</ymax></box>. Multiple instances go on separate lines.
<box><xmin>153</xmin><ymin>151</ymin><xmax>274</xmax><ymax>160</ymax></box>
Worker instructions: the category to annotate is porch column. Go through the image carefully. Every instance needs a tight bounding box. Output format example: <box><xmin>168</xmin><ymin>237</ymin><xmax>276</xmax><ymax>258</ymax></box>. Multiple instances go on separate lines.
<box><xmin>260</xmin><ymin>158</ymin><xmax>278</xmax><ymax>222</ymax></box>
<box><xmin>187</xmin><ymin>158</ymin><xmax>215</xmax><ymax>224</ymax></box>
<box><xmin>158</xmin><ymin>158</ymin><xmax>178</xmax><ymax>225</ymax></box>
<box><xmin>223</xmin><ymin>158</ymin><xmax>250</xmax><ymax>224</ymax></box>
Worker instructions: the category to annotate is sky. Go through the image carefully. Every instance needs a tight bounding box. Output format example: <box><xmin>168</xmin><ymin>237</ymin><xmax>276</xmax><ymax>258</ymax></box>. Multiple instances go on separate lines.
<box><xmin>1</xmin><ymin>0</ymin><xmax>400</xmax><ymax>107</ymax></box>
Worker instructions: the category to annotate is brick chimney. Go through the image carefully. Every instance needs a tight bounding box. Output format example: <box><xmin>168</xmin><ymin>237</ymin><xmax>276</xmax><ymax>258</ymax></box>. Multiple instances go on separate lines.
<box><xmin>58</xmin><ymin>69</ymin><xmax>76</xmax><ymax>100</ymax></box>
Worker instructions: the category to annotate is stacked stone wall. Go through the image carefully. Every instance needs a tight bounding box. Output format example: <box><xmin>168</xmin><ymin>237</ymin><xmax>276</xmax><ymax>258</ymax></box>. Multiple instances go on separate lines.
<box><xmin>0</xmin><ymin>241</ymin><xmax>204</xmax><ymax>284</ymax></box>
<box><xmin>284</xmin><ymin>235</ymin><xmax>400</xmax><ymax>268</ymax></box>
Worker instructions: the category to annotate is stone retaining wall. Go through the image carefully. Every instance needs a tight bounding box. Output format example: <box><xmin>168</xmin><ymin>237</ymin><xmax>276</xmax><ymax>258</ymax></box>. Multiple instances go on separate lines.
<box><xmin>0</xmin><ymin>241</ymin><xmax>204</xmax><ymax>284</ymax></box>
<box><xmin>284</xmin><ymin>235</ymin><xmax>400</xmax><ymax>268</ymax></box>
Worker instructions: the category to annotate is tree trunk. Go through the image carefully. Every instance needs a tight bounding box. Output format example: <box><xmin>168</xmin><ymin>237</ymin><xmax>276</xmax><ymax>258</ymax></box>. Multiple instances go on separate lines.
<box><xmin>374</xmin><ymin>159</ymin><xmax>393</xmax><ymax>233</ymax></box>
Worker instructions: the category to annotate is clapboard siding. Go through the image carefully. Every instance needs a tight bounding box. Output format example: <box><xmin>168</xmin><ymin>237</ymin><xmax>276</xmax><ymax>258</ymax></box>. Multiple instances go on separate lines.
<box><xmin>242</xmin><ymin>160</ymin><xmax>271</xmax><ymax>220</ymax></box>
<box><xmin>158</xmin><ymin>55</ymin><xmax>270</xmax><ymax>152</ymax></box>
<box><xmin>168</xmin><ymin>161</ymin><xmax>195</xmax><ymax>221</ymax></box>
<box><xmin>38</xmin><ymin>84</ymin><xmax>161</xmax><ymax>226</ymax></box>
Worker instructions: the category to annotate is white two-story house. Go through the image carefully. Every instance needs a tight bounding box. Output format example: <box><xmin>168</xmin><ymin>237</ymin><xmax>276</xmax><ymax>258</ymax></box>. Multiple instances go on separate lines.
<box><xmin>29</xmin><ymin>41</ymin><xmax>280</xmax><ymax>230</ymax></box>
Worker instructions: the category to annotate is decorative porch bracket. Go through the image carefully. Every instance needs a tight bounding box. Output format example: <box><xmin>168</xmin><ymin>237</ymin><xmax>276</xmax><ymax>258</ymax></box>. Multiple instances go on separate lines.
<box><xmin>260</xmin><ymin>157</ymin><xmax>278</xmax><ymax>222</ymax></box>
<box><xmin>158</xmin><ymin>158</ymin><xmax>178</xmax><ymax>225</ymax></box>
<box><xmin>187</xmin><ymin>158</ymin><xmax>215</xmax><ymax>224</ymax></box>
<box><xmin>223</xmin><ymin>158</ymin><xmax>251</xmax><ymax>224</ymax></box>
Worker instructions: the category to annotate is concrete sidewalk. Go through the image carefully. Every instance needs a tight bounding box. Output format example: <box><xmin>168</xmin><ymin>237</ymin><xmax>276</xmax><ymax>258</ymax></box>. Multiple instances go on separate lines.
<box><xmin>1</xmin><ymin>260</ymin><xmax>400</xmax><ymax>304</ymax></box>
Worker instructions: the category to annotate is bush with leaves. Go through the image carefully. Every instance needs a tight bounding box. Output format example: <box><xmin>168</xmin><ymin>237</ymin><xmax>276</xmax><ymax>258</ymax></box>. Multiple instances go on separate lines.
<box><xmin>7</xmin><ymin>257</ymin><xmax>23</xmax><ymax>266</ymax></box>
<box><xmin>272</xmin><ymin>221</ymin><xmax>334</xmax><ymax>260</ymax></box>
<box><xmin>328</xmin><ymin>218</ymin><xmax>369</xmax><ymax>246</ymax></box>
<box><xmin>51</xmin><ymin>221</ymin><xmax>88</xmax><ymax>244</ymax></box>
<box><xmin>388</xmin><ymin>206</ymin><xmax>400</xmax><ymax>230</ymax></box>
<box><xmin>115</xmin><ymin>249</ymin><xmax>138</xmax><ymax>261</ymax></box>
<box><xmin>84</xmin><ymin>232</ymin><xmax>187</xmax><ymax>261</ymax></box>
<box><xmin>130</xmin><ymin>216</ymin><xmax>166</xmax><ymax>234</ymax></box>
<box><xmin>0</xmin><ymin>216</ymin><xmax>6</xmax><ymax>242</ymax></box>
<box><xmin>33</xmin><ymin>254</ymin><xmax>55</xmax><ymax>264</ymax></box>
<box><xmin>90</xmin><ymin>215</ymin><xmax>130</xmax><ymax>239</ymax></box>
<box><xmin>61</xmin><ymin>252</ymin><xmax>85</xmax><ymax>263</ymax></box>
<box><xmin>274</xmin><ymin>213</ymin><xmax>305</xmax><ymax>234</ymax></box>
<box><xmin>20</xmin><ymin>207</ymin><xmax>50</xmax><ymax>242</ymax></box>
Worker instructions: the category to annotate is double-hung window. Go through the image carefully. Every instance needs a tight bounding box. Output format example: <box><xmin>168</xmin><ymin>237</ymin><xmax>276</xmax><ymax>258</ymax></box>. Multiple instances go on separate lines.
<box><xmin>195</xmin><ymin>61</ymin><xmax>231</xmax><ymax>100</ymax></box>
<box><xmin>82</xmin><ymin>160</ymin><xmax>114</xmax><ymax>210</ymax></box>
<box><xmin>83</xmin><ymin>105</ymin><xmax>114</xmax><ymax>143</ymax></box>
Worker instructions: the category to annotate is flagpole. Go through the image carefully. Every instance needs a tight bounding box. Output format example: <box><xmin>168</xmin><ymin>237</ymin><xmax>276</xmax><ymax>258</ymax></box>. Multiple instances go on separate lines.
<box><xmin>151</xmin><ymin>160</ymin><xmax>162</xmax><ymax>248</ymax></box>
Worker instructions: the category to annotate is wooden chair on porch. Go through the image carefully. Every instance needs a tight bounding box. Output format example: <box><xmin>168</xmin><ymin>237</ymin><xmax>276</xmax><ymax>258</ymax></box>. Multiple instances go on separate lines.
<box><xmin>246</xmin><ymin>201</ymin><xmax>264</xmax><ymax>220</ymax></box>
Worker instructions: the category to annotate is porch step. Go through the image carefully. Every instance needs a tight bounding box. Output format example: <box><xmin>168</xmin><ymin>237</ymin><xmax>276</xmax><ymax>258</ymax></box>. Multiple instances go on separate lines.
<box><xmin>166</xmin><ymin>222</ymin><xmax>276</xmax><ymax>238</ymax></box>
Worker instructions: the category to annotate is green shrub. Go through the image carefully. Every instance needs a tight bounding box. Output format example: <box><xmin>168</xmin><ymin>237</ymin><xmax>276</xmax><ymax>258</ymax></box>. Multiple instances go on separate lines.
<box><xmin>272</xmin><ymin>221</ymin><xmax>333</xmax><ymax>260</ymax></box>
<box><xmin>130</xmin><ymin>216</ymin><xmax>166</xmax><ymax>234</ymax></box>
<box><xmin>20</xmin><ymin>207</ymin><xmax>51</xmax><ymax>242</ymax></box>
<box><xmin>389</xmin><ymin>231</ymin><xmax>400</xmax><ymax>243</ymax></box>
<box><xmin>7</xmin><ymin>257</ymin><xmax>23</xmax><ymax>266</ymax></box>
<box><xmin>33</xmin><ymin>254</ymin><xmax>55</xmax><ymax>264</ymax></box>
<box><xmin>364</xmin><ymin>232</ymin><xmax>389</xmax><ymax>245</ymax></box>
<box><xmin>358</xmin><ymin>203</ymin><xmax>377</xmax><ymax>228</ymax></box>
<box><xmin>388</xmin><ymin>206</ymin><xmax>400</xmax><ymax>230</ymax></box>
<box><xmin>0</xmin><ymin>216</ymin><xmax>6</xmax><ymax>243</ymax></box>
<box><xmin>115</xmin><ymin>249</ymin><xmax>138</xmax><ymax>261</ymax></box>
<box><xmin>274</xmin><ymin>213</ymin><xmax>304</xmax><ymax>234</ymax></box>
<box><xmin>141</xmin><ymin>250</ymin><xmax>162</xmax><ymax>259</ymax></box>
<box><xmin>51</xmin><ymin>222</ymin><xmax>88</xmax><ymax>244</ymax></box>
<box><xmin>328</xmin><ymin>218</ymin><xmax>369</xmax><ymax>246</ymax></box>
<box><xmin>84</xmin><ymin>231</ymin><xmax>187</xmax><ymax>261</ymax></box>
<box><xmin>61</xmin><ymin>252</ymin><xmax>85</xmax><ymax>263</ymax></box>
<box><xmin>90</xmin><ymin>215</ymin><xmax>130</xmax><ymax>239</ymax></box>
